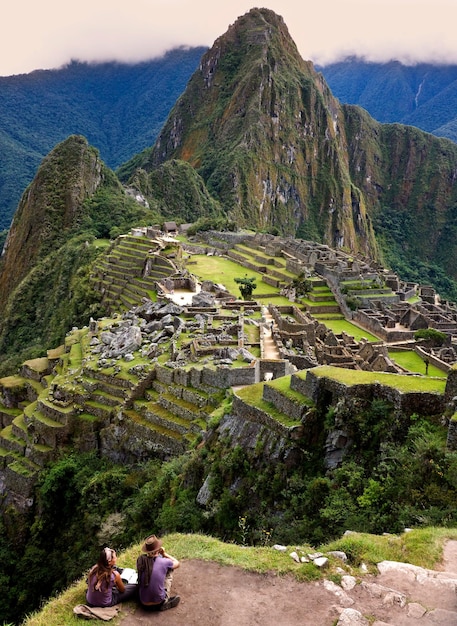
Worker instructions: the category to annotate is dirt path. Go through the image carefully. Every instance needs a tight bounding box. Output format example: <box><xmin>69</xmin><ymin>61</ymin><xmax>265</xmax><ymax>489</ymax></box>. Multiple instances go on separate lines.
<box><xmin>117</xmin><ymin>542</ymin><xmax>457</xmax><ymax>626</ymax></box>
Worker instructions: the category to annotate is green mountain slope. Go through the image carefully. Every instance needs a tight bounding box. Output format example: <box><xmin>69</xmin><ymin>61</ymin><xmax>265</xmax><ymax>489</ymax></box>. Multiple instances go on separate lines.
<box><xmin>0</xmin><ymin>48</ymin><xmax>206</xmax><ymax>230</ymax></box>
<box><xmin>0</xmin><ymin>136</ymin><xmax>159</xmax><ymax>370</ymax></box>
<box><xmin>0</xmin><ymin>138</ymin><xmax>226</xmax><ymax>371</ymax></box>
<box><xmin>319</xmin><ymin>58</ymin><xmax>457</xmax><ymax>142</ymax></box>
<box><xmin>124</xmin><ymin>8</ymin><xmax>377</xmax><ymax>257</ymax></box>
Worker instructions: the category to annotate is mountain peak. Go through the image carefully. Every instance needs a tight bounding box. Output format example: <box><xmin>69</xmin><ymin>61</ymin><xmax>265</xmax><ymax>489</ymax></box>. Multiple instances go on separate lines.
<box><xmin>134</xmin><ymin>8</ymin><xmax>376</xmax><ymax>254</ymax></box>
<box><xmin>0</xmin><ymin>135</ymin><xmax>104</xmax><ymax>315</ymax></box>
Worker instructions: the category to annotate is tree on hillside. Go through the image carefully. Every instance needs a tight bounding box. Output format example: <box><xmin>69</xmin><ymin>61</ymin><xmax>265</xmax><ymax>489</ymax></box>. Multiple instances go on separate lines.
<box><xmin>234</xmin><ymin>275</ymin><xmax>257</xmax><ymax>300</ymax></box>
<box><xmin>291</xmin><ymin>273</ymin><xmax>313</xmax><ymax>297</ymax></box>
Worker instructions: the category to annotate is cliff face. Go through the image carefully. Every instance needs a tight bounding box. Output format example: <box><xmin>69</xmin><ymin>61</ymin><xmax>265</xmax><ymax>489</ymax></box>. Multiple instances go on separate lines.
<box><xmin>0</xmin><ymin>135</ymin><xmax>103</xmax><ymax>315</ymax></box>
<box><xmin>344</xmin><ymin>106</ymin><xmax>457</xmax><ymax>276</ymax></box>
<box><xmin>138</xmin><ymin>8</ymin><xmax>377</xmax><ymax>256</ymax></box>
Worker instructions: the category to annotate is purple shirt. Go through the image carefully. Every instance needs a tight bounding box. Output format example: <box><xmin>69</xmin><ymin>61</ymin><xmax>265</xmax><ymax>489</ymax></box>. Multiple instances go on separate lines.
<box><xmin>138</xmin><ymin>556</ymin><xmax>173</xmax><ymax>604</ymax></box>
<box><xmin>86</xmin><ymin>571</ymin><xmax>115</xmax><ymax>607</ymax></box>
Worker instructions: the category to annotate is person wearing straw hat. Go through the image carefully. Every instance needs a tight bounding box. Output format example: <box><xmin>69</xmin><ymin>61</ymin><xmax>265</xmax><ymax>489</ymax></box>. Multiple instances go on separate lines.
<box><xmin>136</xmin><ymin>534</ymin><xmax>180</xmax><ymax>611</ymax></box>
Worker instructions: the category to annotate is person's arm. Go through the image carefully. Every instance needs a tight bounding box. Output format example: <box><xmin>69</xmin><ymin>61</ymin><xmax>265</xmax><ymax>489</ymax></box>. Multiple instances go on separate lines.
<box><xmin>114</xmin><ymin>570</ymin><xmax>125</xmax><ymax>592</ymax></box>
<box><xmin>160</xmin><ymin>547</ymin><xmax>180</xmax><ymax>570</ymax></box>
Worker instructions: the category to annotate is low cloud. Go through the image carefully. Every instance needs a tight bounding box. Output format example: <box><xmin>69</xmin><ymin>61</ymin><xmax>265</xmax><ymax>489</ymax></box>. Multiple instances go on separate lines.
<box><xmin>2</xmin><ymin>0</ymin><xmax>457</xmax><ymax>76</ymax></box>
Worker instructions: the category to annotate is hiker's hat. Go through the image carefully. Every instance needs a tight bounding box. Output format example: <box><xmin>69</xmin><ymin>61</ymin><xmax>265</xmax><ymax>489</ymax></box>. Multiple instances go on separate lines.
<box><xmin>142</xmin><ymin>534</ymin><xmax>162</xmax><ymax>552</ymax></box>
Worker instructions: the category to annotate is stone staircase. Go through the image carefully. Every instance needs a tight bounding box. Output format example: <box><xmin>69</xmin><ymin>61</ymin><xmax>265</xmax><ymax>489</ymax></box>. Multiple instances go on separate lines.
<box><xmin>302</xmin><ymin>280</ymin><xmax>342</xmax><ymax>316</ymax></box>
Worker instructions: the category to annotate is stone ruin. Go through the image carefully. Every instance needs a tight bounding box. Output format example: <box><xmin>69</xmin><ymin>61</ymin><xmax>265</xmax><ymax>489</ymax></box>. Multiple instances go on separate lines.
<box><xmin>268</xmin><ymin>305</ymin><xmax>402</xmax><ymax>373</ymax></box>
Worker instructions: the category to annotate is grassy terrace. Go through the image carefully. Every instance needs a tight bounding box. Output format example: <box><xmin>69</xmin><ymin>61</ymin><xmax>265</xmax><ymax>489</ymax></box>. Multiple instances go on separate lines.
<box><xmin>22</xmin><ymin>357</ymin><xmax>50</xmax><ymax>373</ymax></box>
<box><xmin>299</xmin><ymin>365</ymin><xmax>446</xmax><ymax>394</ymax></box>
<box><xmin>388</xmin><ymin>349</ymin><xmax>447</xmax><ymax>377</ymax></box>
<box><xmin>0</xmin><ymin>375</ymin><xmax>26</xmax><ymax>390</ymax></box>
<box><xmin>302</xmin><ymin>295</ymin><xmax>338</xmax><ymax>307</ymax></box>
<box><xmin>235</xmin><ymin>382</ymin><xmax>302</xmax><ymax>428</ymax></box>
<box><xmin>186</xmin><ymin>254</ymin><xmax>292</xmax><ymax>305</ymax></box>
<box><xmin>266</xmin><ymin>375</ymin><xmax>314</xmax><ymax>408</ymax></box>
<box><xmin>316</xmin><ymin>318</ymin><xmax>380</xmax><ymax>342</ymax></box>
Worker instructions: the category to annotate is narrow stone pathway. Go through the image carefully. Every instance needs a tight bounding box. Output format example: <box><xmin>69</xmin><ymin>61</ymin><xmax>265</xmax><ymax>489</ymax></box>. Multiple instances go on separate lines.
<box><xmin>263</xmin><ymin>309</ymin><xmax>281</xmax><ymax>360</ymax></box>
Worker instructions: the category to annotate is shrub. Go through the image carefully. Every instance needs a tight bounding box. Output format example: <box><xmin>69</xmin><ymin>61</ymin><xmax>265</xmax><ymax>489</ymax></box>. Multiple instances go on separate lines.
<box><xmin>414</xmin><ymin>328</ymin><xmax>446</xmax><ymax>347</ymax></box>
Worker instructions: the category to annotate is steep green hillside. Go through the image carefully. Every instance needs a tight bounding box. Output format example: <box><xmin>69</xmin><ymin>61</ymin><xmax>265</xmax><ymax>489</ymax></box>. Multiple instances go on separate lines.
<box><xmin>0</xmin><ymin>136</ymin><xmax>158</xmax><ymax>372</ymax></box>
<box><xmin>0</xmin><ymin>48</ymin><xmax>206</xmax><ymax>230</ymax></box>
<box><xmin>319</xmin><ymin>58</ymin><xmax>457</xmax><ymax>142</ymax></box>
<box><xmin>121</xmin><ymin>158</ymin><xmax>222</xmax><ymax>223</ymax></box>
<box><xmin>343</xmin><ymin>106</ymin><xmax>457</xmax><ymax>292</ymax></box>
<box><xmin>0</xmin><ymin>138</ymin><xmax>228</xmax><ymax>372</ymax></box>
<box><xmin>124</xmin><ymin>8</ymin><xmax>377</xmax><ymax>257</ymax></box>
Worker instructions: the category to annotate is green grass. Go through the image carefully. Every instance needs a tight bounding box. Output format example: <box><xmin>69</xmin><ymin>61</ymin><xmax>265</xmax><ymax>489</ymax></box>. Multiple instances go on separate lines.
<box><xmin>266</xmin><ymin>376</ymin><xmax>314</xmax><ymax>407</ymax></box>
<box><xmin>302</xmin><ymin>296</ymin><xmax>339</xmax><ymax>308</ymax></box>
<box><xmin>317</xmin><ymin>318</ymin><xmax>380</xmax><ymax>342</ymax></box>
<box><xmin>22</xmin><ymin>528</ymin><xmax>457</xmax><ymax>626</ymax></box>
<box><xmin>323</xmin><ymin>526</ymin><xmax>457</xmax><ymax>570</ymax></box>
<box><xmin>22</xmin><ymin>357</ymin><xmax>50</xmax><ymax>373</ymax></box>
<box><xmin>388</xmin><ymin>350</ymin><xmax>446</xmax><ymax>377</ymax></box>
<box><xmin>235</xmin><ymin>382</ymin><xmax>301</xmax><ymax>427</ymax></box>
<box><xmin>0</xmin><ymin>375</ymin><xmax>26</xmax><ymax>390</ymax></box>
<box><xmin>303</xmin><ymin>365</ymin><xmax>447</xmax><ymax>394</ymax></box>
<box><xmin>187</xmin><ymin>255</ymin><xmax>282</xmax><ymax>297</ymax></box>
<box><xmin>256</xmin><ymin>294</ymin><xmax>292</xmax><ymax>306</ymax></box>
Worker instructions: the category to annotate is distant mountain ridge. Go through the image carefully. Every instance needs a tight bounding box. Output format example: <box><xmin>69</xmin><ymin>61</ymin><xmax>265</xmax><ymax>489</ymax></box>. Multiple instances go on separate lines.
<box><xmin>318</xmin><ymin>57</ymin><xmax>457</xmax><ymax>141</ymax></box>
<box><xmin>4</xmin><ymin>49</ymin><xmax>457</xmax><ymax>235</ymax></box>
<box><xmin>0</xmin><ymin>47</ymin><xmax>206</xmax><ymax>230</ymax></box>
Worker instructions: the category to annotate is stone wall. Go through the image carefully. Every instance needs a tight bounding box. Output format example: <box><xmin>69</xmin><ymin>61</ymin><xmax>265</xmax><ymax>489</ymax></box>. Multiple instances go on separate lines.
<box><xmin>353</xmin><ymin>310</ymin><xmax>415</xmax><ymax>342</ymax></box>
<box><xmin>231</xmin><ymin>395</ymin><xmax>290</xmax><ymax>436</ymax></box>
<box><xmin>294</xmin><ymin>369</ymin><xmax>446</xmax><ymax>417</ymax></box>
<box><xmin>262</xmin><ymin>384</ymin><xmax>307</xmax><ymax>421</ymax></box>
<box><xmin>256</xmin><ymin>359</ymin><xmax>290</xmax><ymax>382</ymax></box>
<box><xmin>445</xmin><ymin>366</ymin><xmax>457</xmax><ymax>402</ymax></box>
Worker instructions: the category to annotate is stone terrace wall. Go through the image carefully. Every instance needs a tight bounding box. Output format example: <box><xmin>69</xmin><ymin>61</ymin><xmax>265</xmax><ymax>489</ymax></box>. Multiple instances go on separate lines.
<box><xmin>291</xmin><ymin>370</ymin><xmax>446</xmax><ymax>417</ymax></box>
<box><xmin>262</xmin><ymin>384</ymin><xmax>308</xmax><ymax>421</ymax></box>
<box><xmin>353</xmin><ymin>310</ymin><xmax>415</xmax><ymax>342</ymax></box>
<box><xmin>155</xmin><ymin>362</ymin><xmax>256</xmax><ymax>389</ymax></box>
<box><xmin>231</xmin><ymin>395</ymin><xmax>290</xmax><ymax>436</ymax></box>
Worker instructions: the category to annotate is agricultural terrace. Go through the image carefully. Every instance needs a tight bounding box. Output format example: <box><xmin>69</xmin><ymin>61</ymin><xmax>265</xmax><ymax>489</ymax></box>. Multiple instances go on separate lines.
<box><xmin>185</xmin><ymin>254</ymin><xmax>292</xmax><ymax>305</ymax></box>
<box><xmin>300</xmin><ymin>365</ymin><xmax>447</xmax><ymax>394</ymax></box>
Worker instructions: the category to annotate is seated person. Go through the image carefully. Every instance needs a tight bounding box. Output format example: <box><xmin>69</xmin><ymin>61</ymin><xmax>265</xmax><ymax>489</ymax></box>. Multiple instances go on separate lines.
<box><xmin>136</xmin><ymin>534</ymin><xmax>180</xmax><ymax>611</ymax></box>
<box><xmin>86</xmin><ymin>547</ymin><xmax>137</xmax><ymax>607</ymax></box>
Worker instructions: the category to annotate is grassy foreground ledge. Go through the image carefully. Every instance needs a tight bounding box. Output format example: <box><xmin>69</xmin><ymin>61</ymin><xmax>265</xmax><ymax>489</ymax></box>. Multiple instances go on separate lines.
<box><xmin>302</xmin><ymin>365</ymin><xmax>447</xmax><ymax>393</ymax></box>
<box><xmin>22</xmin><ymin>528</ymin><xmax>457</xmax><ymax>626</ymax></box>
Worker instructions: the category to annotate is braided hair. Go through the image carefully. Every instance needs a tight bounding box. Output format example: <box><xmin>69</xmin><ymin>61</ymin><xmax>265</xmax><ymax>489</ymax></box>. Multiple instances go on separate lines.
<box><xmin>89</xmin><ymin>547</ymin><xmax>115</xmax><ymax>592</ymax></box>
<box><xmin>136</xmin><ymin>553</ymin><xmax>155</xmax><ymax>587</ymax></box>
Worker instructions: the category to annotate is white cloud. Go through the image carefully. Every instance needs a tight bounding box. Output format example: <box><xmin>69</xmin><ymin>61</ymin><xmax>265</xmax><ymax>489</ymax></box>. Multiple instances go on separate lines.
<box><xmin>2</xmin><ymin>0</ymin><xmax>457</xmax><ymax>76</ymax></box>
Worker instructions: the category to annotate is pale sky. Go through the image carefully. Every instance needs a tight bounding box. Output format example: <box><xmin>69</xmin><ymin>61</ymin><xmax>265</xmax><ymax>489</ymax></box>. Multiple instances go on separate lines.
<box><xmin>2</xmin><ymin>0</ymin><xmax>457</xmax><ymax>76</ymax></box>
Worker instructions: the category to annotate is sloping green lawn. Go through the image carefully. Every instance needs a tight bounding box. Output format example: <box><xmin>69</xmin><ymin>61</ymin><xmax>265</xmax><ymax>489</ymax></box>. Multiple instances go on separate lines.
<box><xmin>188</xmin><ymin>255</ymin><xmax>282</xmax><ymax>297</ymax></box>
<box><xmin>388</xmin><ymin>350</ymin><xmax>446</xmax><ymax>377</ymax></box>
<box><xmin>301</xmin><ymin>365</ymin><xmax>446</xmax><ymax>393</ymax></box>
<box><xmin>317</xmin><ymin>318</ymin><xmax>380</xmax><ymax>342</ymax></box>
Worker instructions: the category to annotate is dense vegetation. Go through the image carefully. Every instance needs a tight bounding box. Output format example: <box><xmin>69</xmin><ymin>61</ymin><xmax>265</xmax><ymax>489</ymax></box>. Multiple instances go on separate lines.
<box><xmin>319</xmin><ymin>57</ymin><xmax>457</xmax><ymax>142</ymax></box>
<box><xmin>0</xmin><ymin>137</ymin><xmax>166</xmax><ymax>375</ymax></box>
<box><xmin>0</xmin><ymin>48</ymin><xmax>206</xmax><ymax>230</ymax></box>
<box><xmin>2</xmin><ymin>394</ymin><xmax>456</xmax><ymax>624</ymax></box>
